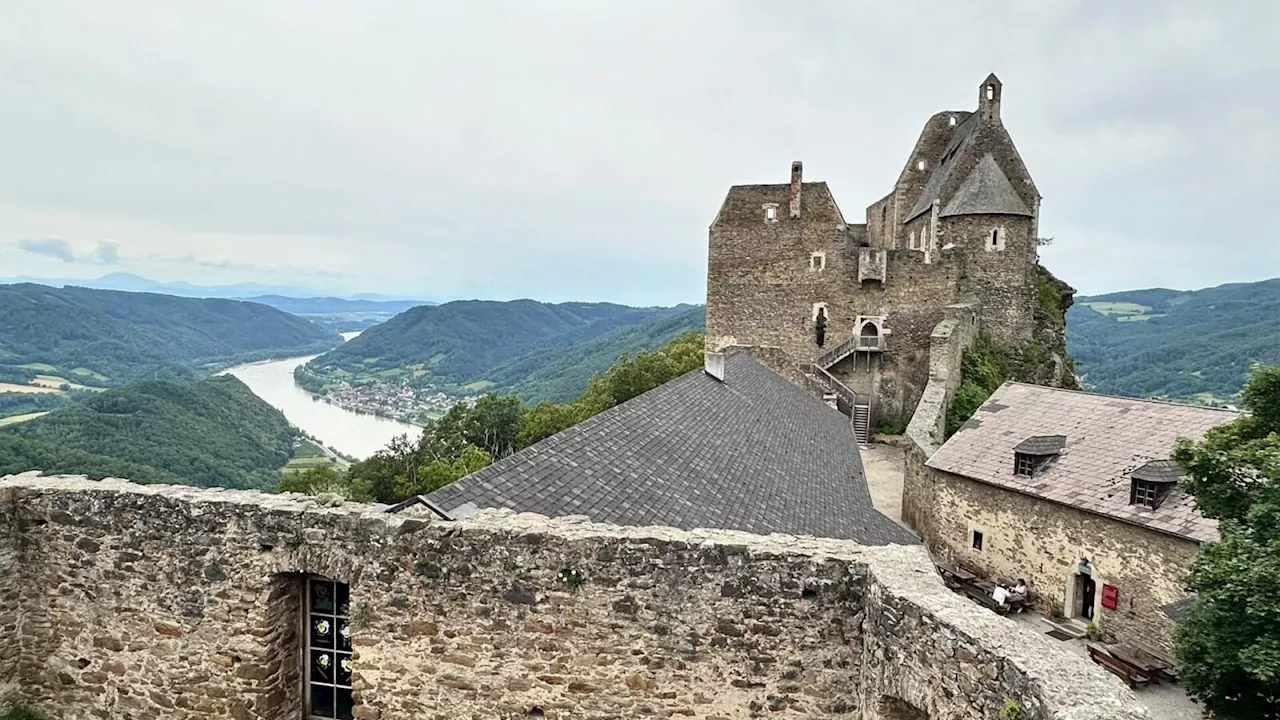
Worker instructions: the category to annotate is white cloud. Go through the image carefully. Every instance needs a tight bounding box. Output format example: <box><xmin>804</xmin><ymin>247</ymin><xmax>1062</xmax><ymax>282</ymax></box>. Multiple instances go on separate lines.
<box><xmin>0</xmin><ymin>1</ymin><xmax>1276</xmax><ymax>302</ymax></box>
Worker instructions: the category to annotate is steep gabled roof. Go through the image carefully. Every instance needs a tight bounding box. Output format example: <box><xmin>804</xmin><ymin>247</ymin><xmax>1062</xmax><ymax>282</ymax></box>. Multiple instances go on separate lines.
<box><xmin>427</xmin><ymin>353</ymin><xmax>916</xmax><ymax>545</ymax></box>
<box><xmin>939</xmin><ymin>154</ymin><xmax>1033</xmax><ymax>218</ymax></box>
<box><xmin>927</xmin><ymin>382</ymin><xmax>1238</xmax><ymax>543</ymax></box>
<box><xmin>905</xmin><ymin>113</ymin><xmax>977</xmax><ymax>221</ymax></box>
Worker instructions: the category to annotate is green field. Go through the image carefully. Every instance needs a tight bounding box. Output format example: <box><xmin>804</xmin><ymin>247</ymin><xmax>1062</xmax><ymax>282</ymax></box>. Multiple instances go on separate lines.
<box><xmin>1084</xmin><ymin>301</ymin><xmax>1151</xmax><ymax>316</ymax></box>
<box><xmin>18</xmin><ymin>363</ymin><xmax>59</xmax><ymax>372</ymax></box>
<box><xmin>0</xmin><ymin>412</ymin><xmax>49</xmax><ymax>426</ymax></box>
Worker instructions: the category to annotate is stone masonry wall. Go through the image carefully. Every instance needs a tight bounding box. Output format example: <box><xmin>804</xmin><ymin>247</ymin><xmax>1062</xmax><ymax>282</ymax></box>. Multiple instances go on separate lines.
<box><xmin>0</xmin><ymin>478</ymin><xmax>21</xmax><ymax>705</ymax></box>
<box><xmin>0</xmin><ymin>475</ymin><xmax>1149</xmax><ymax>720</ymax></box>
<box><xmin>901</xmin><ymin>466</ymin><xmax>1198</xmax><ymax>655</ymax></box>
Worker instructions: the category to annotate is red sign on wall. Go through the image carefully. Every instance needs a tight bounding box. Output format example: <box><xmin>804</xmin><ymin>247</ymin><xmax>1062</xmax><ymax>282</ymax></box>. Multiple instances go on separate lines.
<box><xmin>1102</xmin><ymin>584</ymin><xmax>1119</xmax><ymax>611</ymax></box>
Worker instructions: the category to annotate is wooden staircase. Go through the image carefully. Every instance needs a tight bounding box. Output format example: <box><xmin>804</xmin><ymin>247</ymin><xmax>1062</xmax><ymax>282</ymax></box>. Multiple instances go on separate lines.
<box><xmin>852</xmin><ymin>403</ymin><xmax>871</xmax><ymax>444</ymax></box>
<box><xmin>803</xmin><ymin>365</ymin><xmax>872</xmax><ymax>443</ymax></box>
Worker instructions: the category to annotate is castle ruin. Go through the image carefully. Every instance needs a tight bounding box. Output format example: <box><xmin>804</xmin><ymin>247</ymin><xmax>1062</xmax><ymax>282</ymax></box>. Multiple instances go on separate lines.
<box><xmin>706</xmin><ymin>74</ymin><xmax>1066</xmax><ymax>438</ymax></box>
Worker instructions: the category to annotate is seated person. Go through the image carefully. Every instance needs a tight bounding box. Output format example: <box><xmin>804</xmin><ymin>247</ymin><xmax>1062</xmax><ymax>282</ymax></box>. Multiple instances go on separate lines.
<box><xmin>1010</xmin><ymin>578</ymin><xmax>1028</xmax><ymax>601</ymax></box>
<box><xmin>991</xmin><ymin>584</ymin><xmax>1010</xmax><ymax>606</ymax></box>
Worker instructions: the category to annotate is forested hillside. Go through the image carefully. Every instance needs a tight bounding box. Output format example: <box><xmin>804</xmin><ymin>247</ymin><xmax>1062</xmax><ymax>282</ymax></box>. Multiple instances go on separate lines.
<box><xmin>1067</xmin><ymin>278</ymin><xmax>1280</xmax><ymax>403</ymax></box>
<box><xmin>302</xmin><ymin>299</ymin><xmax>699</xmax><ymax>400</ymax></box>
<box><xmin>0</xmin><ymin>375</ymin><xmax>296</xmax><ymax>488</ymax></box>
<box><xmin>0</xmin><ymin>283</ymin><xmax>341</xmax><ymax>388</ymax></box>
<box><xmin>487</xmin><ymin>306</ymin><xmax>706</xmax><ymax>401</ymax></box>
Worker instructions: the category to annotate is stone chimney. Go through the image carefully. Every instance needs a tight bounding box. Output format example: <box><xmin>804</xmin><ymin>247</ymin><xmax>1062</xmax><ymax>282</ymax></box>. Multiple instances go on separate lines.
<box><xmin>704</xmin><ymin>352</ymin><xmax>726</xmax><ymax>382</ymax></box>
<box><xmin>979</xmin><ymin>73</ymin><xmax>1002</xmax><ymax>123</ymax></box>
<box><xmin>788</xmin><ymin>161</ymin><xmax>803</xmax><ymax>219</ymax></box>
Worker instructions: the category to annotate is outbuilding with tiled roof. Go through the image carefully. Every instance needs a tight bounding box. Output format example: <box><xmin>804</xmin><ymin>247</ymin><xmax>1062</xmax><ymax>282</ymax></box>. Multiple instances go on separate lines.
<box><xmin>904</xmin><ymin>381</ymin><xmax>1237</xmax><ymax>655</ymax></box>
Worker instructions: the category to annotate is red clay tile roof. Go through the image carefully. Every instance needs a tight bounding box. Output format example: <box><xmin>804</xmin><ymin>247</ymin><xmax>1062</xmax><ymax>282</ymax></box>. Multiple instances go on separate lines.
<box><xmin>926</xmin><ymin>382</ymin><xmax>1239</xmax><ymax>543</ymax></box>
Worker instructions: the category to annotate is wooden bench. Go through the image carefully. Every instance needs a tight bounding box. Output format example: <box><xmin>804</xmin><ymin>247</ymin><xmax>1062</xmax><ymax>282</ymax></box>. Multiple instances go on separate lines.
<box><xmin>1088</xmin><ymin>644</ymin><xmax>1151</xmax><ymax>689</ymax></box>
<box><xmin>1130</xmin><ymin>641</ymin><xmax>1178</xmax><ymax>683</ymax></box>
<box><xmin>963</xmin><ymin>585</ymin><xmax>1010</xmax><ymax>615</ymax></box>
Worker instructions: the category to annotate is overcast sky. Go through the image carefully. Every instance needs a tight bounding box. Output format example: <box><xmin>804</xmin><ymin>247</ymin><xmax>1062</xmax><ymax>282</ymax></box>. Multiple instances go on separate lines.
<box><xmin>1</xmin><ymin>1</ymin><xmax>1276</xmax><ymax>305</ymax></box>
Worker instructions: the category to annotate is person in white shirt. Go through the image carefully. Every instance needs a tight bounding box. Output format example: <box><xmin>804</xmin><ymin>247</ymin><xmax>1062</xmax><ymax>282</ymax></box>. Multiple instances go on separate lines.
<box><xmin>992</xmin><ymin>585</ymin><xmax>1010</xmax><ymax>606</ymax></box>
<box><xmin>1011</xmin><ymin>579</ymin><xmax>1028</xmax><ymax>599</ymax></box>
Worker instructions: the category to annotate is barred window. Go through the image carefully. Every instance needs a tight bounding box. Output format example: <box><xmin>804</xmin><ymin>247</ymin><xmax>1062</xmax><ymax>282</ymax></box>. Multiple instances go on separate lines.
<box><xmin>307</xmin><ymin>578</ymin><xmax>353</xmax><ymax>719</ymax></box>
<box><xmin>1131</xmin><ymin>479</ymin><xmax>1162</xmax><ymax>509</ymax></box>
<box><xmin>1014</xmin><ymin>452</ymin><xmax>1037</xmax><ymax>477</ymax></box>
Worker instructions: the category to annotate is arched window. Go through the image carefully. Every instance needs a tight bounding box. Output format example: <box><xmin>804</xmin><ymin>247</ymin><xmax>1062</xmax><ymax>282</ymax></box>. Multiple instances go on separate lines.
<box><xmin>814</xmin><ymin>307</ymin><xmax>828</xmax><ymax>348</ymax></box>
<box><xmin>909</xmin><ymin>229</ymin><xmax>917</xmax><ymax>250</ymax></box>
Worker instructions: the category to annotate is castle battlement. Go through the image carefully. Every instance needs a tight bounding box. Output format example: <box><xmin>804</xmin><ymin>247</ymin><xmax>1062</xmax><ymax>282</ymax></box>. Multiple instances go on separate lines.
<box><xmin>1</xmin><ymin>474</ymin><xmax>1148</xmax><ymax>719</ymax></box>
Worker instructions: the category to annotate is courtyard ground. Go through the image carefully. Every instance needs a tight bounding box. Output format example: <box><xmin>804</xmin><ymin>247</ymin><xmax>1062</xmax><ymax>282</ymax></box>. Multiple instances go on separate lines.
<box><xmin>860</xmin><ymin>442</ymin><xmax>905</xmax><ymax>524</ymax></box>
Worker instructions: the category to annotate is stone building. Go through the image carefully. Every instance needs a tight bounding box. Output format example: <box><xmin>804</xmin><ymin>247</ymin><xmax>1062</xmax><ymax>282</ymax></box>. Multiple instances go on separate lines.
<box><xmin>428</xmin><ymin>352</ymin><xmax>914</xmax><ymax>544</ymax></box>
<box><xmin>706</xmin><ymin>74</ymin><xmax>1058</xmax><ymax>438</ymax></box>
<box><xmin>905</xmin><ymin>381</ymin><xmax>1237</xmax><ymax>654</ymax></box>
<box><xmin>0</xmin><ymin>475</ymin><xmax>1151</xmax><ymax>719</ymax></box>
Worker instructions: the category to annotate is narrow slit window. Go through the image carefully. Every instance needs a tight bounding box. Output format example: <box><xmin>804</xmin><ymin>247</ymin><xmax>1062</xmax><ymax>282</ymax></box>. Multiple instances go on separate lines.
<box><xmin>972</xmin><ymin>531</ymin><xmax>984</xmax><ymax>551</ymax></box>
<box><xmin>766</xmin><ymin>206</ymin><xmax>777</xmax><ymax>221</ymax></box>
<box><xmin>307</xmin><ymin>578</ymin><xmax>353</xmax><ymax>720</ymax></box>
<box><xmin>917</xmin><ymin>160</ymin><xmax>926</xmax><ymax>171</ymax></box>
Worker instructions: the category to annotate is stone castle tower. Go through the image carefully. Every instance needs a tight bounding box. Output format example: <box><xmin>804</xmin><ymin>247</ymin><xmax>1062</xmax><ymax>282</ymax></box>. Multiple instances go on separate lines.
<box><xmin>706</xmin><ymin>74</ymin><xmax>1047</xmax><ymax>438</ymax></box>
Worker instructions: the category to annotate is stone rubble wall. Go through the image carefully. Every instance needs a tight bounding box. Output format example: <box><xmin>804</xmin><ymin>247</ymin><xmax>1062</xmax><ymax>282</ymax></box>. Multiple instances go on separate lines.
<box><xmin>0</xmin><ymin>475</ymin><xmax>1148</xmax><ymax>720</ymax></box>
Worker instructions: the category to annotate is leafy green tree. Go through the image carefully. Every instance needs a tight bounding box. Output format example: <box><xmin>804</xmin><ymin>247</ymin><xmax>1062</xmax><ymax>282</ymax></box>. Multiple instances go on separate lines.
<box><xmin>518</xmin><ymin>400</ymin><xmax>584</xmax><ymax>448</ymax></box>
<box><xmin>1172</xmin><ymin>365</ymin><xmax>1280</xmax><ymax>719</ymax></box>
<box><xmin>464</xmin><ymin>394</ymin><xmax>523</xmax><ymax>458</ymax></box>
<box><xmin>276</xmin><ymin>465</ymin><xmax>365</xmax><ymax>499</ymax></box>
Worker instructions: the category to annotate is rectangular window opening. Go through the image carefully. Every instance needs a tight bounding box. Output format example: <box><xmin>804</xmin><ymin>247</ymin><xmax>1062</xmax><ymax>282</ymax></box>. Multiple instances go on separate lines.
<box><xmin>307</xmin><ymin>578</ymin><xmax>354</xmax><ymax>720</ymax></box>
<box><xmin>972</xmin><ymin>530</ymin><xmax>984</xmax><ymax>551</ymax></box>
<box><xmin>1014</xmin><ymin>452</ymin><xmax>1037</xmax><ymax>477</ymax></box>
<box><xmin>1131</xmin><ymin>480</ymin><xmax>1161</xmax><ymax>509</ymax></box>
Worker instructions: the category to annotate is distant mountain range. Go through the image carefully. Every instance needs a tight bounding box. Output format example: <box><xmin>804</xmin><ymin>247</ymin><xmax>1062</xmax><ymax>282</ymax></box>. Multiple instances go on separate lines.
<box><xmin>1066</xmin><ymin>278</ymin><xmax>1280</xmax><ymax>404</ymax></box>
<box><xmin>0</xmin><ymin>283</ymin><xmax>341</xmax><ymax>388</ymax></box>
<box><xmin>303</xmin><ymin>300</ymin><xmax>706</xmax><ymax>402</ymax></box>
<box><xmin>0</xmin><ymin>271</ymin><xmax>434</xmax><ymax>303</ymax></box>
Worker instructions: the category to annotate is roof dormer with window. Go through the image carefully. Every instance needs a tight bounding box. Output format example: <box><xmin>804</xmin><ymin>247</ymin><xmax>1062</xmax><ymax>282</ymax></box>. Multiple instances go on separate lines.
<box><xmin>1012</xmin><ymin>435</ymin><xmax>1066</xmax><ymax>478</ymax></box>
<box><xmin>1129</xmin><ymin>459</ymin><xmax>1182</xmax><ymax>510</ymax></box>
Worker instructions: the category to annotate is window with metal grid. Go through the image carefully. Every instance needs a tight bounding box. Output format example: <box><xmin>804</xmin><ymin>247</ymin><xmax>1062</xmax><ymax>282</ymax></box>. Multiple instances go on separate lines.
<box><xmin>306</xmin><ymin>578</ymin><xmax>353</xmax><ymax>719</ymax></box>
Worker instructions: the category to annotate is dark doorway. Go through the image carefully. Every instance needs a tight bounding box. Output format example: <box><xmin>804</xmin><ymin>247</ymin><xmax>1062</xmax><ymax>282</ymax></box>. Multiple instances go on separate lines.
<box><xmin>1080</xmin><ymin>575</ymin><xmax>1096</xmax><ymax>620</ymax></box>
<box><xmin>815</xmin><ymin>308</ymin><xmax>828</xmax><ymax>348</ymax></box>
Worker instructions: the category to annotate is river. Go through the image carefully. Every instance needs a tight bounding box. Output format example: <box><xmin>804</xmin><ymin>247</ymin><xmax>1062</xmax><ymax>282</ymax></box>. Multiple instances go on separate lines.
<box><xmin>220</xmin><ymin>332</ymin><xmax>422</xmax><ymax>459</ymax></box>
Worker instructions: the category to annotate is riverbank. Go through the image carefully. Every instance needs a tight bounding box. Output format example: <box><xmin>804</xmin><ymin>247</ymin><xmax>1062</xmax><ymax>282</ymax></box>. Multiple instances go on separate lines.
<box><xmin>220</xmin><ymin>354</ymin><xmax>422</xmax><ymax>460</ymax></box>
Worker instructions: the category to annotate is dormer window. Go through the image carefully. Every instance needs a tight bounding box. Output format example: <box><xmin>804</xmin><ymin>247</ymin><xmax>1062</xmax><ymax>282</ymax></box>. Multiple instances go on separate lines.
<box><xmin>1012</xmin><ymin>435</ymin><xmax>1066</xmax><ymax>477</ymax></box>
<box><xmin>1129</xmin><ymin>459</ymin><xmax>1181</xmax><ymax>510</ymax></box>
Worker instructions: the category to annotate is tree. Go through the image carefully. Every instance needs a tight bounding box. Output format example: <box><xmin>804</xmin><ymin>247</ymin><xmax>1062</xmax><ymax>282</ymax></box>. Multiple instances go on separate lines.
<box><xmin>1172</xmin><ymin>364</ymin><xmax>1280</xmax><ymax>719</ymax></box>
<box><xmin>464</xmin><ymin>394</ymin><xmax>523</xmax><ymax>459</ymax></box>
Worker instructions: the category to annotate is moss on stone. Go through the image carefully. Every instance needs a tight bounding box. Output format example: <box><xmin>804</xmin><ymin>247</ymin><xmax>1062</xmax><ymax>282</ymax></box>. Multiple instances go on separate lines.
<box><xmin>945</xmin><ymin>264</ymin><xmax>1078</xmax><ymax>437</ymax></box>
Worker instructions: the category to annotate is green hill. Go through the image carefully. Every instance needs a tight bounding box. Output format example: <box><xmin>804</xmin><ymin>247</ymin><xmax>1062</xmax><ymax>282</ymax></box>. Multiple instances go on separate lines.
<box><xmin>488</xmin><ymin>306</ymin><xmax>707</xmax><ymax>402</ymax></box>
<box><xmin>0</xmin><ymin>283</ymin><xmax>341</xmax><ymax>389</ymax></box>
<box><xmin>303</xmin><ymin>299</ymin><xmax>698</xmax><ymax>399</ymax></box>
<box><xmin>0</xmin><ymin>375</ymin><xmax>295</xmax><ymax>488</ymax></box>
<box><xmin>1066</xmin><ymin>278</ymin><xmax>1280</xmax><ymax>404</ymax></box>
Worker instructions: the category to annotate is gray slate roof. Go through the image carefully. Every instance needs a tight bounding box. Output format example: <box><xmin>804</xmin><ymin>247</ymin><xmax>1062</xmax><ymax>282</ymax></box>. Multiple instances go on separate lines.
<box><xmin>939</xmin><ymin>154</ymin><xmax>1033</xmax><ymax>218</ymax></box>
<box><xmin>427</xmin><ymin>353</ymin><xmax>916</xmax><ymax>545</ymax></box>
<box><xmin>905</xmin><ymin>112</ymin><xmax>977</xmax><ymax>221</ymax></box>
<box><xmin>1131</xmin><ymin>459</ymin><xmax>1184</xmax><ymax>484</ymax></box>
<box><xmin>927</xmin><ymin>382</ymin><xmax>1238</xmax><ymax>543</ymax></box>
<box><xmin>1014</xmin><ymin>435</ymin><xmax>1067</xmax><ymax>455</ymax></box>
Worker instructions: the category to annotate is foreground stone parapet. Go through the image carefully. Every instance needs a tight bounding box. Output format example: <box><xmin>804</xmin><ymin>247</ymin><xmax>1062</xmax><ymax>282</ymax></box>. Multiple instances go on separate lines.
<box><xmin>1</xmin><ymin>474</ymin><xmax>1148</xmax><ymax>719</ymax></box>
